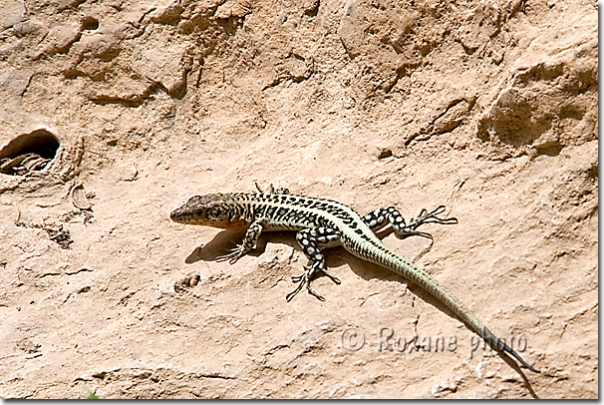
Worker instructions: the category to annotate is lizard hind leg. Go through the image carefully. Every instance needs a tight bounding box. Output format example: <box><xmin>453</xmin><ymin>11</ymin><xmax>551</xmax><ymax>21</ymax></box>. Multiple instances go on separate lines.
<box><xmin>287</xmin><ymin>227</ymin><xmax>341</xmax><ymax>302</ymax></box>
<box><xmin>363</xmin><ymin>205</ymin><xmax>458</xmax><ymax>241</ymax></box>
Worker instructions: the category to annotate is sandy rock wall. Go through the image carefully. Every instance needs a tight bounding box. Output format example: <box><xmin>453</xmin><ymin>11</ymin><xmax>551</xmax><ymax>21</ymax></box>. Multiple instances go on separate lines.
<box><xmin>0</xmin><ymin>0</ymin><xmax>597</xmax><ymax>399</ymax></box>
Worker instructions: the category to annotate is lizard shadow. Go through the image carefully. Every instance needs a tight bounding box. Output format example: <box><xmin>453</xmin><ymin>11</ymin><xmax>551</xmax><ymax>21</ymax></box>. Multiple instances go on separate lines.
<box><xmin>183</xmin><ymin>227</ymin><xmax>538</xmax><ymax>397</ymax></box>
<box><xmin>184</xmin><ymin>228</ymin><xmax>297</xmax><ymax>264</ymax></box>
<box><xmin>336</xmin><ymin>229</ymin><xmax>538</xmax><ymax>398</ymax></box>
<box><xmin>185</xmin><ymin>227</ymin><xmax>398</xmax><ymax>268</ymax></box>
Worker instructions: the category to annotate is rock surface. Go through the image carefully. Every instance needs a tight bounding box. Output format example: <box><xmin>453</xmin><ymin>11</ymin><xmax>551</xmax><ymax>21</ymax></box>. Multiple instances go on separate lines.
<box><xmin>0</xmin><ymin>0</ymin><xmax>597</xmax><ymax>399</ymax></box>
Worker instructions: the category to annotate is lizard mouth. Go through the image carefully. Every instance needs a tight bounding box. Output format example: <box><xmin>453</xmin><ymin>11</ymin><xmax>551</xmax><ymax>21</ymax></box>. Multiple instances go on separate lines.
<box><xmin>170</xmin><ymin>206</ymin><xmax>189</xmax><ymax>223</ymax></box>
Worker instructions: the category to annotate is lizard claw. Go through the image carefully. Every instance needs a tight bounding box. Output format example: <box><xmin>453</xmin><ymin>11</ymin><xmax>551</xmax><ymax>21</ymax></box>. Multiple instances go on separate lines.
<box><xmin>399</xmin><ymin>205</ymin><xmax>458</xmax><ymax>241</ymax></box>
<box><xmin>286</xmin><ymin>271</ymin><xmax>326</xmax><ymax>302</ymax></box>
<box><xmin>216</xmin><ymin>245</ymin><xmax>246</xmax><ymax>264</ymax></box>
<box><xmin>307</xmin><ymin>285</ymin><xmax>326</xmax><ymax>301</ymax></box>
<box><xmin>286</xmin><ymin>276</ymin><xmax>306</xmax><ymax>301</ymax></box>
<box><xmin>287</xmin><ymin>263</ymin><xmax>335</xmax><ymax>301</ymax></box>
<box><xmin>409</xmin><ymin>205</ymin><xmax>458</xmax><ymax>229</ymax></box>
<box><xmin>321</xmin><ymin>267</ymin><xmax>341</xmax><ymax>285</ymax></box>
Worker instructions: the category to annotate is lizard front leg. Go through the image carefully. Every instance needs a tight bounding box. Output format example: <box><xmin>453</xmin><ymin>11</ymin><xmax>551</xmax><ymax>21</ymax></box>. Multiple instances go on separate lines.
<box><xmin>216</xmin><ymin>219</ymin><xmax>265</xmax><ymax>264</ymax></box>
<box><xmin>287</xmin><ymin>227</ymin><xmax>341</xmax><ymax>302</ymax></box>
<box><xmin>362</xmin><ymin>205</ymin><xmax>458</xmax><ymax>241</ymax></box>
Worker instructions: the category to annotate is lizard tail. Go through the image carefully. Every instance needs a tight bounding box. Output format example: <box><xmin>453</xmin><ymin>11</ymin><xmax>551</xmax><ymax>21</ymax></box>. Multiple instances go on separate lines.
<box><xmin>376</xmin><ymin>247</ymin><xmax>540</xmax><ymax>373</ymax></box>
<box><xmin>482</xmin><ymin>327</ymin><xmax>540</xmax><ymax>373</ymax></box>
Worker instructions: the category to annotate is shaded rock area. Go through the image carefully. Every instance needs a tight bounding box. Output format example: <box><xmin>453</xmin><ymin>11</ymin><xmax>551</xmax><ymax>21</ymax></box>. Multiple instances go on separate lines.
<box><xmin>0</xmin><ymin>0</ymin><xmax>597</xmax><ymax>399</ymax></box>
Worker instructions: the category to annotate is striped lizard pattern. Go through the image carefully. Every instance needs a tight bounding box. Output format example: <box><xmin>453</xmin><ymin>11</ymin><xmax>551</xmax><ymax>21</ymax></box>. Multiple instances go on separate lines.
<box><xmin>170</xmin><ymin>185</ymin><xmax>539</xmax><ymax>373</ymax></box>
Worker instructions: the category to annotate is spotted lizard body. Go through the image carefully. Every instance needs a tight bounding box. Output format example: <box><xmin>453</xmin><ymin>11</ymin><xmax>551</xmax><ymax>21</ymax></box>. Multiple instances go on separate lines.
<box><xmin>170</xmin><ymin>185</ymin><xmax>539</xmax><ymax>373</ymax></box>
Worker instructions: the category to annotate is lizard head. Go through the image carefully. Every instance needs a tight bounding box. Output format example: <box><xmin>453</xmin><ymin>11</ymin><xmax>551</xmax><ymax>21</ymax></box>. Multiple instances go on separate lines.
<box><xmin>170</xmin><ymin>193</ymin><xmax>234</xmax><ymax>228</ymax></box>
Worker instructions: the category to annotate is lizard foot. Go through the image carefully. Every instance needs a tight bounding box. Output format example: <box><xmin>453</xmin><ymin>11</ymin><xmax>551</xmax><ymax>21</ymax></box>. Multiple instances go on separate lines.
<box><xmin>287</xmin><ymin>265</ymin><xmax>326</xmax><ymax>302</ymax></box>
<box><xmin>402</xmin><ymin>205</ymin><xmax>458</xmax><ymax>240</ymax></box>
<box><xmin>216</xmin><ymin>245</ymin><xmax>246</xmax><ymax>264</ymax></box>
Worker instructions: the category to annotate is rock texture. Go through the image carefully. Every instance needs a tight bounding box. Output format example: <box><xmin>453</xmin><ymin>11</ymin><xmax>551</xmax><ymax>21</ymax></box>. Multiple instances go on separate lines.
<box><xmin>0</xmin><ymin>0</ymin><xmax>597</xmax><ymax>399</ymax></box>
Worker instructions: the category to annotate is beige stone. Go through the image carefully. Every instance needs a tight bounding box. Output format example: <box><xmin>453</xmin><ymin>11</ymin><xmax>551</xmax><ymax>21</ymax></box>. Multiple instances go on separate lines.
<box><xmin>0</xmin><ymin>0</ymin><xmax>597</xmax><ymax>399</ymax></box>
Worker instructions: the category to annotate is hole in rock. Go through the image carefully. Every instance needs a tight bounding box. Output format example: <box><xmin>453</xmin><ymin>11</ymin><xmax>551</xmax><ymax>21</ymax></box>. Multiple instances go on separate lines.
<box><xmin>0</xmin><ymin>129</ymin><xmax>60</xmax><ymax>175</ymax></box>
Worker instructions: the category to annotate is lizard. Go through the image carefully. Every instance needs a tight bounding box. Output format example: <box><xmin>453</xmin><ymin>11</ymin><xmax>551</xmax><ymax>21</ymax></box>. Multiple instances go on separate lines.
<box><xmin>170</xmin><ymin>184</ymin><xmax>539</xmax><ymax>373</ymax></box>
